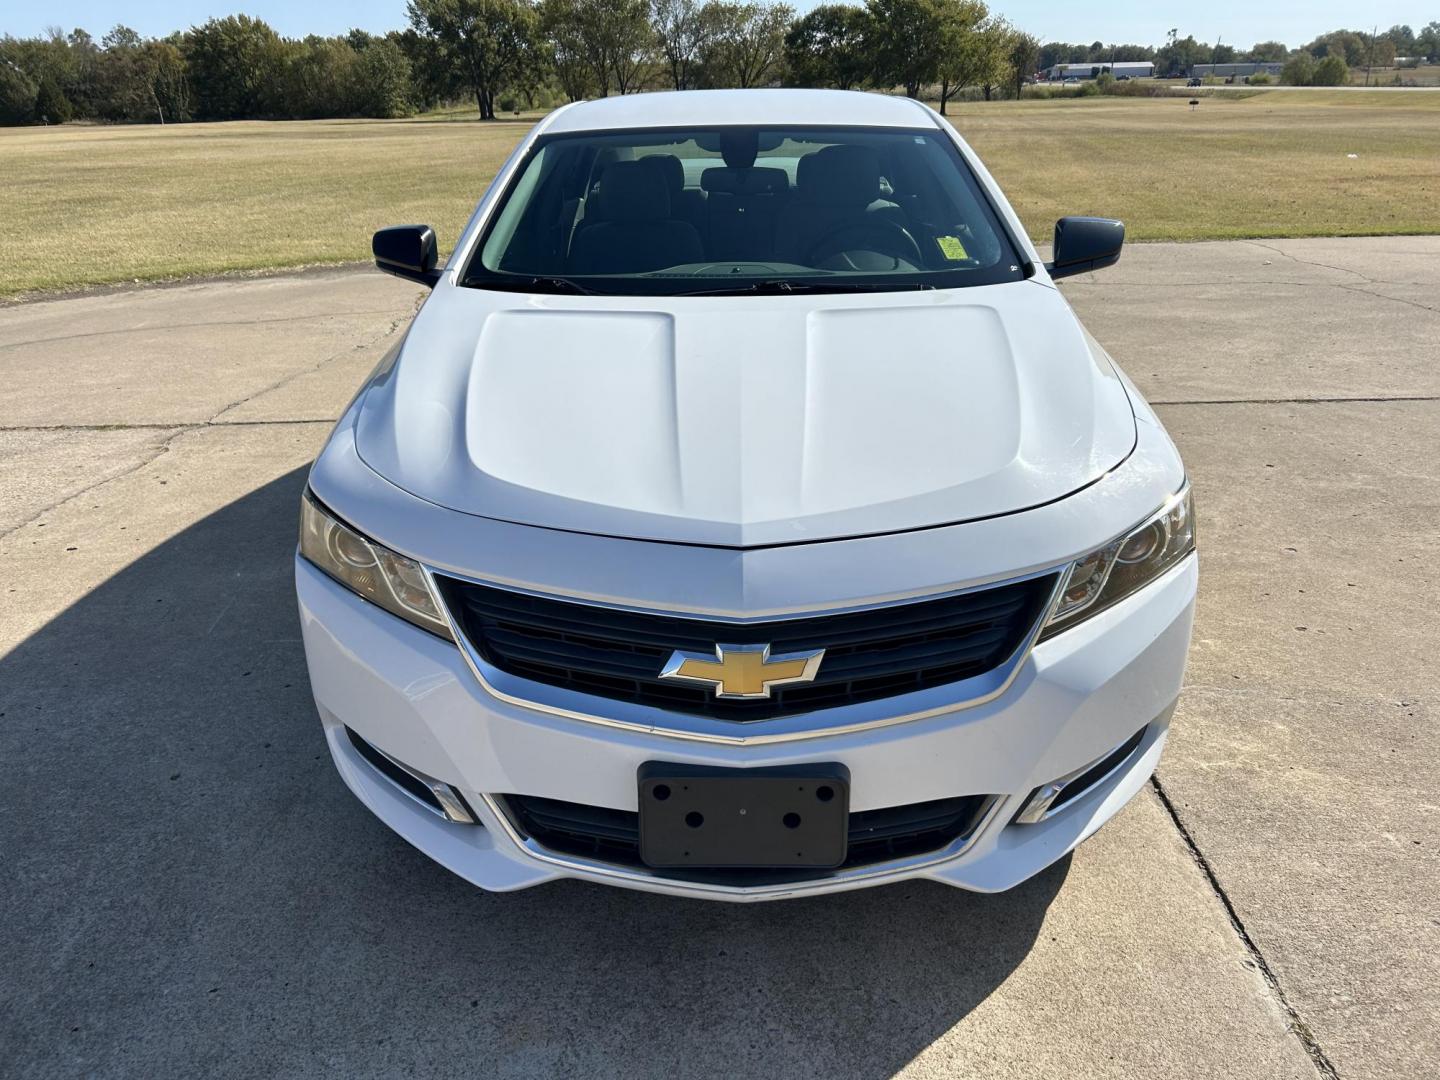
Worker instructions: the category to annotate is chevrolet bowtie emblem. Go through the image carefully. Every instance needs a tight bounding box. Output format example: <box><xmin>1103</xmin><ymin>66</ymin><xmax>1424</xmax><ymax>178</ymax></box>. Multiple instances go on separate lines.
<box><xmin>659</xmin><ymin>643</ymin><xmax>825</xmax><ymax>700</ymax></box>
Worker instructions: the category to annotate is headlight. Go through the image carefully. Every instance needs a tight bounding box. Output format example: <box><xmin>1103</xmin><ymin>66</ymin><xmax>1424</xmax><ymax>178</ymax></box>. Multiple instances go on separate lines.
<box><xmin>299</xmin><ymin>493</ymin><xmax>453</xmax><ymax>640</ymax></box>
<box><xmin>1038</xmin><ymin>484</ymin><xmax>1194</xmax><ymax>641</ymax></box>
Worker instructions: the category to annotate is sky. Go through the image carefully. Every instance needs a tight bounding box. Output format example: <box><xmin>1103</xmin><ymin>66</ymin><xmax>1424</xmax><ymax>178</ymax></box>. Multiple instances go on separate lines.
<box><xmin>3</xmin><ymin>1</ymin><xmax>1432</xmax><ymax>48</ymax></box>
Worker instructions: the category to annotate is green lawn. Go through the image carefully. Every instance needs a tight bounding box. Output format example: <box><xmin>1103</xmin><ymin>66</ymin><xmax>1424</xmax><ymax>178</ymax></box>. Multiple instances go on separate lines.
<box><xmin>2</xmin><ymin>90</ymin><xmax>1437</xmax><ymax>298</ymax></box>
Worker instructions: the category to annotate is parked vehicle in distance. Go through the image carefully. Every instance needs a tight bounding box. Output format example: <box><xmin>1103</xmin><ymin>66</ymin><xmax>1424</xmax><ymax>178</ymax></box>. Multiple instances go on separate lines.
<box><xmin>297</xmin><ymin>89</ymin><xmax>1196</xmax><ymax>901</ymax></box>
<box><xmin>1188</xmin><ymin>77</ymin><xmax>1203</xmax><ymax>86</ymax></box>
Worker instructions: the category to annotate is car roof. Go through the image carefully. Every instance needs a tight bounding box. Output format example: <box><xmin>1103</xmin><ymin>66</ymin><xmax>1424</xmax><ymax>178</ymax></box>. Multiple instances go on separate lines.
<box><xmin>542</xmin><ymin>89</ymin><xmax>941</xmax><ymax>134</ymax></box>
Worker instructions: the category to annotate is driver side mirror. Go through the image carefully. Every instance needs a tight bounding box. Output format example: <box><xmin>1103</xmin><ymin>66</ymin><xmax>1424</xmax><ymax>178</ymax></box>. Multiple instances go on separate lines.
<box><xmin>1045</xmin><ymin>217</ymin><xmax>1124</xmax><ymax>279</ymax></box>
<box><xmin>372</xmin><ymin>225</ymin><xmax>441</xmax><ymax>287</ymax></box>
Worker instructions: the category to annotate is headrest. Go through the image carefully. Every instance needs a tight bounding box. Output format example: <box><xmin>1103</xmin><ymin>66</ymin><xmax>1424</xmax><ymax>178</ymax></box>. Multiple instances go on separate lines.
<box><xmin>700</xmin><ymin>166</ymin><xmax>789</xmax><ymax>196</ymax></box>
<box><xmin>797</xmin><ymin>145</ymin><xmax>882</xmax><ymax>207</ymax></box>
<box><xmin>638</xmin><ymin>154</ymin><xmax>684</xmax><ymax>196</ymax></box>
<box><xmin>719</xmin><ymin>130</ymin><xmax>758</xmax><ymax>169</ymax></box>
<box><xmin>592</xmin><ymin>161</ymin><xmax>670</xmax><ymax>221</ymax></box>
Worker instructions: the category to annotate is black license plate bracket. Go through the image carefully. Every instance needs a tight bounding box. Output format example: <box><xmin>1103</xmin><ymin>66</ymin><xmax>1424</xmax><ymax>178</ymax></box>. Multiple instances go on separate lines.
<box><xmin>637</xmin><ymin>762</ymin><xmax>850</xmax><ymax>869</ymax></box>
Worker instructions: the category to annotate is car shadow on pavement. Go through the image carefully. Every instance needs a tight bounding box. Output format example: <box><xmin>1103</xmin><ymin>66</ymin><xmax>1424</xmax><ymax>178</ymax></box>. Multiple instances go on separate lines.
<box><xmin>1</xmin><ymin>467</ymin><xmax>1068</xmax><ymax>1079</ymax></box>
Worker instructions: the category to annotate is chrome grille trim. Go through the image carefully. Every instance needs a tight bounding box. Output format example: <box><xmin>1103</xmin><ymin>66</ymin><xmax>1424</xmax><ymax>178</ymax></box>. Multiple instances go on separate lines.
<box><xmin>425</xmin><ymin>565</ymin><xmax>1067</xmax><ymax>745</ymax></box>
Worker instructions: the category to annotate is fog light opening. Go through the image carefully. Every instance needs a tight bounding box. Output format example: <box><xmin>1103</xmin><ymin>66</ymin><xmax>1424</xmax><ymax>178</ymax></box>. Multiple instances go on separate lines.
<box><xmin>1013</xmin><ymin>725</ymin><xmax>1150</xmax><ymax>826</ymax></box>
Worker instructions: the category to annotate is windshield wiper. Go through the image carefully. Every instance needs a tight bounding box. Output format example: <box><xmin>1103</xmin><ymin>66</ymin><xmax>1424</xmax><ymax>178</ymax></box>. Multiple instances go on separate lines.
<box><xmin>471</xmin><ymin>276</ymin><xmax>602</xmax><ymax>295</ymax></box>
<box><xmin>674</xmin><ymin>279</ymin><xmax>937</xmax><ymax>297</ymax></box>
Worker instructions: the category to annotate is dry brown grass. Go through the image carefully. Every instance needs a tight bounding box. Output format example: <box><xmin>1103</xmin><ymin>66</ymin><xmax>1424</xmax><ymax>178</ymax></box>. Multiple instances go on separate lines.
<box><xmin>950</xmin><ymin>90</ymin><xmax>1440</xmax><ymax>243</ymax></box>
<box><xmin>2</xmin><ymin>91</ymin><xmax>1437</xmax><ymax>297</ymax></box>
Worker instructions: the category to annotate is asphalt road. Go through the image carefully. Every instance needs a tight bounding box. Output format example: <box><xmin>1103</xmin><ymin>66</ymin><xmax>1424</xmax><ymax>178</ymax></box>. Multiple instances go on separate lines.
<box><xmin>2</xmin><ymin>237</ymin><xmax>1436</xmax><ymax>1079</ymax></box>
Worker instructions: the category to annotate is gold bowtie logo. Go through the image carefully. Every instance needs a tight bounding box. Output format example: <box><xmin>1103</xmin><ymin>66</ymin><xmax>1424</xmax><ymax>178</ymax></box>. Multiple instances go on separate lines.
<box><xmin>659</xmin><ymin>643</ymin><xmax>826</xmax><ymax>700</ymax></box>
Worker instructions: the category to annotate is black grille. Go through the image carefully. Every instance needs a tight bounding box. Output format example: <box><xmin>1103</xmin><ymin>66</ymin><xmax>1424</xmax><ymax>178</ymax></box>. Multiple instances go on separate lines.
<box><xmin>503</xmin><ymin>793</ymin><xmax>993</xmax><ymax>883</ymax></box>
<box><xmin>435</xmin><ymin>573</ymin><xmax>1057</xmax><ymax>721</ymax></box>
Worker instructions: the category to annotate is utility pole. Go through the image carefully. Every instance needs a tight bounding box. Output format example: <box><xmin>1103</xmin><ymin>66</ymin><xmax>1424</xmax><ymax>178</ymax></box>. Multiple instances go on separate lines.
<box><xmin>1366</xmin><ymin>24</ymin><xmax>1377</xmax><ymax>86</ymax></box>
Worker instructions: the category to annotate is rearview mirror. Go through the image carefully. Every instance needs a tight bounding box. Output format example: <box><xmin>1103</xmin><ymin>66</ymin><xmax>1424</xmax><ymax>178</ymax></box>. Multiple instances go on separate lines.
<box><xmin>372</xmin><ymin>225</ymin><xmax>441</xmax><ymax>287</ymax></box>
<box><xmin>1045</xmin><ymin>217</ymin><xmax>1124</xmax><ymax>279</ymax></box>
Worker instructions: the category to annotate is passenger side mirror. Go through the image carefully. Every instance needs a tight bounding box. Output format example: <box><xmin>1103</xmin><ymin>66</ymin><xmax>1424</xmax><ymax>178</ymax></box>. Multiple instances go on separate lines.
<box><xmin>1045</xmin><ymin>217</ymin><xmax>1124</xmax><ymax>279</ymax></box>
<box><xmin>372</xmin><ymin>225</ymin><xmax>441</xmax><ymax>287</ymax></box>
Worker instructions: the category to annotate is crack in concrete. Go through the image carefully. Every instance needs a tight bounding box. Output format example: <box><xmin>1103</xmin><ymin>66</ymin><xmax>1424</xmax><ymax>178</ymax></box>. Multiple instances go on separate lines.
<box><xmin>0</xmin><ymin>427</ymin><xmax>186</xmax><ymax>544</ymax></box>
<box><xmin>0</xmin><ymin>308</ymin><xmax>411</xmax><ymax>352</ymax></box>
<box><xmin>0</xmin><ymin>306</ymin><xmax>414</xmax><ymax>542</ymax></box>
<box><xmin>206</xmin><ymin>302</ymin><xmax>415</xmax><ymax>425</ymax></box>
<box><xmin>1333</xmin><ymin>282</ymin><xmax>1440</xmax><ymax>315</ymax></box>
<box><xmin>10</xmin><ymin>394</ymin><xmax>1433</xmax><ymax>432</ymax></box>
<box><xmin>1242</xmin><ymin>240</ymin><xmax>1385</xmax><ymax>284</ymax></box>
<box><xmin>1152</xmin><ymin>395</ymin><xmax>1440</xmax><ymax>406</ymax></box>
<box><xmin>0</xmin><ymin>420</ymin><xmax>337</xmax><ymax>431</ymax></box>
<box><xmin>1150</xmin><ymin>776</ymin><xmax>1342</xmax><ymax>1079</ymax></box>
<box><xmin>1065</xmin><ymin>278</ymin><xmax>1432</xmax><ymax>290</ymax></box>
<box><xmin>1238</xmin><ymin>241</ymin><xmax>1440</xmax><ymax>315</ymax></box>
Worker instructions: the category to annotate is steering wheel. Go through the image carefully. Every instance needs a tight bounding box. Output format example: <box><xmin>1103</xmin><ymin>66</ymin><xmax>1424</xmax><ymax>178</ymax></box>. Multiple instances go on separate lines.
<box><xmin>805</xmin><ymin>220</ymin><xmax>924</xmax><ymax>271</ymax></box>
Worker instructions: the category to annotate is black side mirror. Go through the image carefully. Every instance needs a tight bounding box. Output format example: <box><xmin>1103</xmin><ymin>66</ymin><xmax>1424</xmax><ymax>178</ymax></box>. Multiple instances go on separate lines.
<box><xmin>372</xmin><ymin>225</ymin><xmax>441</xmax><ymax>287</ymax></box>
<box><xmin>1045</xmin><ymin>217</ymin><xmax>1124</xmax><ymax>279</ymax></box>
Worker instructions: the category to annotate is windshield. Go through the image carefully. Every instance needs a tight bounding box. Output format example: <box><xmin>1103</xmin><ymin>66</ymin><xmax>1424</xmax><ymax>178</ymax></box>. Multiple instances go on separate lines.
<box><xmin>462</xmin><ymin>125</ymin><xmax>1025</xmax><ymax>296</ymax></box>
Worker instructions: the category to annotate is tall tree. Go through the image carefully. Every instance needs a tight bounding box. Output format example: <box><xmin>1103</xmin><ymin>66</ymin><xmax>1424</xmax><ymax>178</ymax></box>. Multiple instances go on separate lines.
<box><xmin>1245</xmin><ymin>41</ymin><xmax>1288</xmax><ymax>63</ymax></box>
<box><xmin>353</xmin><ymin>39</ymin><xmax>415</xmax><ymax>117</ymax></box>
<box><xmin>933</xmin><ymin>0</ymin><xmax>990</xmax><ymax>113</ymax></box>
<box><xmin>183</xmin><ymin>15</ymin><xmax>287</xmax><ymax>120</ymax></box>
<box><xmin>1382</xmin><ymin>24</ymin><xmax>1415</xmax><ymax>54</ymax></box>
<box><xmin>541</xmin><ymin>0</ymin><xmax>651</xmax><ymax>96</ymax></box>
<box><xmin>1006</xmin><ymin>29</ymin><xmax>1040</xmax><ymax>99</ymax></box>
<box><xmin>406</xmin><ymin>0</ymin><xmax>541</xmax><ymax>119</ymax></box>
<box><xmin>1154</xmin><ymin>33</ymin><xmax>1205</xmax><ymax>76</ymax></box>
<box><xmin>392</xmin><ymin>28</ymin><xmax>464</xmax><ymax>110</ymax></box>
<box><xmin>783</xmin><ymin>4</ymin><xmax>871</xmax><ymax>90</ymax></box>
<box><xmin>1420</xmin><ymin>22</ymin><xmax>1440</xmax><ymax>62</ymax></box>
<box><xmin>652</xmin><ymin>0</ymin><xmax>707</xmax><ymax>90</ymax></box>
<box><xmin>540</xmin><ymin>0</ymin><xmax>596</xmax><ymax>99</ymax></box>
<box><xmin>142</xmin><ymin>39</ymin><xmax>190</xmax><ymax>122</ymax></box>
<box><xmin>1304</xmin><ymin>30</ymin><xmax>1366</xmax><ymax>66</ymax></box>
<box><xmin>0</xmin><ymin>61</ymin><xmax>39</xmax><ymax>125</ymax></box>
<box><xmin>974</xmin><ymin>16</ymin><xmax>1010</xmax><ymax>98</ymax></box>
<box><xmin>699</xmin><ymin>2</ymin><xmax>793</xmax><ymax>88</ymax></box>
<box><xmin>93</xmin><ymin>26</ymin><xmax>153</xmax><ymax>121</ymax></box>
<box><xmin>865</xmin><ymin>0</ymin><xmax>945</xmax><ymax>98</ymax></box>
<box><xmin>607</xmin><ymin>0</ymin><xmax>656</xmax><ymax>93</ymax></box>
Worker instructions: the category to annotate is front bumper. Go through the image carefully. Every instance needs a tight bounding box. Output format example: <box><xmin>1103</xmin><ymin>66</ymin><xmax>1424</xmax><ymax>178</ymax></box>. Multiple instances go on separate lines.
<box><xmin>297</xmin><ymin>548</ymin><xmax>1196</xmax><ymax>901</ymax></box>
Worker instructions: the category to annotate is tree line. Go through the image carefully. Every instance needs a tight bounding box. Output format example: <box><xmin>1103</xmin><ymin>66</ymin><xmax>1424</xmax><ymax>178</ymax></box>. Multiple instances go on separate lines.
<box><xmin>1041</xmin><ymin>23</ymin><xmax>1440</xmax><ymax>80</ymax></box>
<box><xmin>3</xmin><ymin>5</ymin><xmax>1438</xmax><ymax>127</ymax></box>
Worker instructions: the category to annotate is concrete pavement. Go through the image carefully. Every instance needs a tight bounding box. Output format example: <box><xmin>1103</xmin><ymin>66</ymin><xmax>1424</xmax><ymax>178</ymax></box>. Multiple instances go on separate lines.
<box><xmin>2</xmin><ymin>237</ymin><xmax>1437</xmax><ymax>1078</ymax></box>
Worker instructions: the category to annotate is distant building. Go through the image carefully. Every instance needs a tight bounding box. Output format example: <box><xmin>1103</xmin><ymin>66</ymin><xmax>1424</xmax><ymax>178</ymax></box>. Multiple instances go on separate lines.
<box><xmin>1188</xmin><ymin>62</ymin><xmax>1284</xmax><ymax>78</ymax></box>
<box><xmin>1045</xmin><ymin>61</ymin><xmax>1154</xmax><ymax>81</ymax></box>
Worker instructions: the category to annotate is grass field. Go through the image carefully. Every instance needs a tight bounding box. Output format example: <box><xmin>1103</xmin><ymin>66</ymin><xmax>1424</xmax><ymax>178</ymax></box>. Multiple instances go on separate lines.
<box><xmin>2</xmin><ymin>89</ymin><xmax>1438</xmax><ymax>298</ymax></box>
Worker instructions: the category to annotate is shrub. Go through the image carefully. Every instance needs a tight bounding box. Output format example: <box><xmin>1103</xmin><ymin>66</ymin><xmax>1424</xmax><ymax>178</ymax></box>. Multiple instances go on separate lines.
<box><xmin>352</xmin><ymin>38</ymin><xmax>414</xmax><ymax>118</ymax></box>
<box><xmin>1281</xmin><ymin>53</ymin><xmax>1317</xmax><ymax>85</ymax></box>
<box><xmin>1248</xmin><ymin>72</ymin><xmax>1272</xmax><ymax>85</ymax></box>
<box><xmin>1095</xmin><ymin>70</ymin><xmax>1115</xmax><ymax>92</ymax></box>
<box><xmin>33</xmin><ymin>75</ymin><xmax>73</xmax><ymax>123</ymax></box>
<box><xmin>1313</xmin><ymin>54</ymin><xmax>1349</xmax><ymax>85</ymax></box>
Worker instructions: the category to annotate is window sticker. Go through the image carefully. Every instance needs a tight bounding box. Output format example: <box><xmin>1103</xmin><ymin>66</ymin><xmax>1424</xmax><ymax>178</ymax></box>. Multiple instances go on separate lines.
<box><xmin>935</xmin><ymin>235</ymin><xmax>970</xmax><ymax>261</ymax></box>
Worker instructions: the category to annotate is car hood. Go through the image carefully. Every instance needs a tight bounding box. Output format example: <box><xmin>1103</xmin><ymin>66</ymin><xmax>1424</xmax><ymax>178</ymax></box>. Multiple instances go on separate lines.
<box><xmin>354</xmin><ymin>280</ymin><xmax>1135</xmax><ymax>548</ymax></box>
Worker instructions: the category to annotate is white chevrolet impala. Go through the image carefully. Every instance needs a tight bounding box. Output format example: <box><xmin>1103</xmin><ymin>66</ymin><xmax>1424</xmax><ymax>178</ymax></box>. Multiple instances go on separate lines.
<box><xmin>296</xmin><ymin>89</ymin><xmax>1195</xmax><ymax>900</ymax></box>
